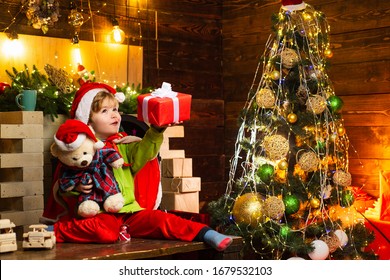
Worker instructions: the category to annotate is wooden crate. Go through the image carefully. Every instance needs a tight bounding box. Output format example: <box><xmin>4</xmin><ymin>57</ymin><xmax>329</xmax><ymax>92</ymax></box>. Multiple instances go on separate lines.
<box><xmin>160</xmin><ymin>126</ymin><xmax>185</xmax><ymax>159</ymax></box>
<box><xmin>160</xmin><ymin>191</ymin><xmax>200</xmax><ymax>213</ymax></box>
<box><xmin>161</xmin><ymin>158</ymin><xmax>193</xmax><ymax>178</ymax></box>
<box><xmin>0</xmin><ymin>111</ymin><xmax>44</xmax><ymax>239</ymax></box>
<box><xmin>161</xmin><ymin>177</ymin><xmax>201</xmax><ymax>193</ymax></box>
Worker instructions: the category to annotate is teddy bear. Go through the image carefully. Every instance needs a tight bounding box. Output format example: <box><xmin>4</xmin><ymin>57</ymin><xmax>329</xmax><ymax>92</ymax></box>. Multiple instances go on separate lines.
<box><xmin>50</xmin><ymin>119</ymin><xmax>125</xmax><ymax>218</ymax></box>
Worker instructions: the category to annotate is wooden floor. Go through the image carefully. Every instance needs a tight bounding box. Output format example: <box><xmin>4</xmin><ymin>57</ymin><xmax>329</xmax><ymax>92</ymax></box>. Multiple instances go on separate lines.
<box><xmin>0</xmin><ymin>237</ymin><xmax>243</xmax><ymax>260</ymax></box>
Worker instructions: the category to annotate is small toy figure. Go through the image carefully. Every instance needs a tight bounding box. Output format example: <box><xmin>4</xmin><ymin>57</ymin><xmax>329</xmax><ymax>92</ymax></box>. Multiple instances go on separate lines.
<box><xmin>22</xmin><ymin>224</ymin><xmax>56</xmax><ymax>249</ymax></box>
<box><xmin>118</xmin><ymin>224</ymin><xmax>131</xmax><ymax>242</ymax></box>
<box><xmin>0</xmin><ymin>219</ymin><xmax>17</xmax><ymax>253</ymax></box>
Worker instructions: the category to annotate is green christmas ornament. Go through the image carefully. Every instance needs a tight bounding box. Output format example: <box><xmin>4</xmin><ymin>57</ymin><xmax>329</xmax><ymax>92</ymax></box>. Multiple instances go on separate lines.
<box><xmin>283</xmin><ymin>194</ymin><xmax>300</xmax><ymax>215</ymax></box>
<box><xmin>257</xmin><ymin>163</ymin><xmax>275</xmax><ymax>183</ymax></box>
<box><xmin>279</xmin><ymin>225</ymin><xmax>291</xmax><ymax>238</ymax></box>
<box><xmin>341</xmin><ymin>190</ymin><xmax>355</xmax><ymax>207</ymax></box>
<box><xmin>328</xmin><ymin>96</ymin><xmax>344</xmax><ymax>112</ymax></box>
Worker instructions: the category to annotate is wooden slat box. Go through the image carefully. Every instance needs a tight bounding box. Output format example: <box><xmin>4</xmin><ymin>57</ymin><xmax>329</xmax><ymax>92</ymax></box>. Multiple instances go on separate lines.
<box><xmin>0</xmin><ymin>112</ymin><xmax>44</xmax><ymax>237</ymax></box>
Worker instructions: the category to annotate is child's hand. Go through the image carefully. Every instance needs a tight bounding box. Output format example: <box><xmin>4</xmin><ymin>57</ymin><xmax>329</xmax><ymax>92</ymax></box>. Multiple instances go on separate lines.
<box><xmin>75</xmin><ymin>179</ymin><xmax>93</xmax><ymax>194</ymax></box>
<box><xmin>113</xmin><ymin>135</ymin><xmax>142</xmax><ymax>144</ymax></box>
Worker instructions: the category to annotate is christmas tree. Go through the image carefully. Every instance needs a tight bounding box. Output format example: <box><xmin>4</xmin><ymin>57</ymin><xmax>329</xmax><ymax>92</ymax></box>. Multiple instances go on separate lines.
<box><xmin>209</xmin><ymin>0</ymin><xmax>376</xmax><ymax>260</ymax></box>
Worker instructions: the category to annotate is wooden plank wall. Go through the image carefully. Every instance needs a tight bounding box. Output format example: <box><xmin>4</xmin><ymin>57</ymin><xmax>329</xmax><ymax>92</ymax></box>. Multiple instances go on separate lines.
<box><xmin>223</xmin><ymin>0</ymin><xmax>390</xmax><ymax>197</ymax></box>
<box><xmin>143</xmin><ymin>1</ymin><xmax>224</xmax><ymax>211</ymax></box>
<box><xmin>0</xmin><ymin>0</ymin><xmax>223</xmax><ymax>212</ymax></box>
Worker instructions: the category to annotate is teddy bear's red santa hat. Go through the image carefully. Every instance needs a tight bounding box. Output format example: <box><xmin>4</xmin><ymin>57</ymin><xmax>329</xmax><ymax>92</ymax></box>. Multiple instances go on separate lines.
<box><xmin>54</xmin><ymin>119</ymin><xmax>104</xmax><ymax>151</ymax></box>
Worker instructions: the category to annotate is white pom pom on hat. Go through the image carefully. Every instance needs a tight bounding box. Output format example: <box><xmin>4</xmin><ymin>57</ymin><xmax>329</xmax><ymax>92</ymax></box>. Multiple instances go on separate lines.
<box><xmin>70</xmin><ymin>82</ymin><xmax>125</xmax><ymax>124</ymax></box>
<box><xmin>54</xmin><ymin>119</ymin><xmax>104</xmax><ymax>151</ymax></box>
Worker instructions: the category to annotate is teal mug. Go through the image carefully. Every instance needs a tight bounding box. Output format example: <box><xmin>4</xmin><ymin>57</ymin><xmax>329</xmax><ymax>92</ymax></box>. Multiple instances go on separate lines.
<box><xmin>15</xmin><ymin>90</ymin><xmax>37</xmax><ymax>111</ymax></box>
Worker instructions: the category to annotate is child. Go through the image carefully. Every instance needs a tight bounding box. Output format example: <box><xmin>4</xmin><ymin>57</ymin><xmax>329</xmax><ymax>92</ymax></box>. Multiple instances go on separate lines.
<box><xmin>45</xmin><ymin>82</ymin><xmax>233</xmax><ymax>251</ymax></box>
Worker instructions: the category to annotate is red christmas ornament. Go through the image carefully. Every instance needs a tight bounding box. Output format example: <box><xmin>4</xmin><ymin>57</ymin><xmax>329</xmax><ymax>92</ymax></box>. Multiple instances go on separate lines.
<box><xmin>282</xmin><ymin>0</ymin><xmax>304</xmax><ymax>5</ymax></box>
<box><xmin>0</xmin><ymin>82</ymin><xmax>11</xmax><ymax>94</ymax></box>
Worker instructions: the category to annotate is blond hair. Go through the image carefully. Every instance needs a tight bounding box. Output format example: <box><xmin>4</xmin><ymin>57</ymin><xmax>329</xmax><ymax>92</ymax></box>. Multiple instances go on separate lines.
<box><xmin>89</xmin><ymin>91</ymin><xmax>119</xmax><ymax>120</ymax></box>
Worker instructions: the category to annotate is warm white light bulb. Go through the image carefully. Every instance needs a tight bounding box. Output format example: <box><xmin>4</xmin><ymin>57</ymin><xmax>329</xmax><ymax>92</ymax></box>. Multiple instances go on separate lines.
<box><xmin>2</xmin><ymin>38</ymin><xmax>24</xmax><ymax>57</ymax></box>
<box><xmin>111</xmin><ymin>25</ymin><xmax>125</xmax><ymax>44</ymax></box>
<box><xmin>72</xmin><ymin>44</ymin><xmax>82</xmax><ymax>65</ymax></box>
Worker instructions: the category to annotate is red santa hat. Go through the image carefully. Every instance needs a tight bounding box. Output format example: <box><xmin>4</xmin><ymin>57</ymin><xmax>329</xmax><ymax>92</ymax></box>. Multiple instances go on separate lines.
<box><xmin>70</xmin><ymin>82</ymin><xmax>125</xmax><ymax>124</ymax></box>
<box><xmin>281</xmin><ymin>0</ymin><xmax>306</xmax><ymax>11</ymax></box>
<box><xmin>54</xmin><ymin>119</ymin><xmax>104</xmax><ymax>151</ymax></box>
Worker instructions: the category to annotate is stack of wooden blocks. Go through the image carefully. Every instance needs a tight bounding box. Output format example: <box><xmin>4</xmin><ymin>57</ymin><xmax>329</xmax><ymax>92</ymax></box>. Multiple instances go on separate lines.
<box><xmin>0</xmin><ymin>112</ymin><xmax>44</xmax><ymax>238</ymax></box>
<box><xmin>159</xmin><ymin>126</ymin><xmax>201</xmax><ymax>213</ymax></box>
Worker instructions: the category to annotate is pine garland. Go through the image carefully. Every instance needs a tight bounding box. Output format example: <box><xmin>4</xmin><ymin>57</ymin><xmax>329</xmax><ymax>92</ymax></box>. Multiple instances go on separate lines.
<box><xmin>1</xmin><ymin>64</ymin><xmax>74</xmax><ymax>121</ymax></box>
<box><xmin>1</xmin><ymin>66</ymin><xmax>152</xmax><ymax>120</ymax></box>
<box><xmin>116</xmin><ymin>83</ymin><xmax>154</xmax><ymax>115</ymax></box>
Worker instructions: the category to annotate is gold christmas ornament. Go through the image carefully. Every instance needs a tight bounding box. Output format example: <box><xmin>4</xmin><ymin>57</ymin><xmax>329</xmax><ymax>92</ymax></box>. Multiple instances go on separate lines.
<box><xmin>68</xmin><ymin>8</ymin><xmax>84</xmax><ymax>28</ymax></box>
<box><xmin>333</xmin><ymin>170</ymin><xmax>352</xmax><ymax>187</ymax></box>
<box><xmin>270</xmin><ymin>70</ymin><xmax>281</xmax><ymax>80</ymax></box>
<box><xmin>278</xmin><ymin>160</ymin><xmax>288</xmax><ymax>170</ymax></box>
<box><xmin>310</xmin><ymin>197</ymin><xmax>321</xmax><ymax>209</ymax></box>
<box><xmin>337</xmin><ymin>126</ymin><xmax>346</xmax><ymax>136</ymax></box>
<box><xmin>297</xmin><ymin>151</ymin><xmax>320</xmax><ymax>172</ymax></box>
<box><xmin>287</xmin><ymin>113</ymin><xmax>298</xmax><ymax>123</ymax></box>
<box><xmin>263</xmin><ymin>135</ymin><xmax>289</xmax><ymax>160</ymax></box>
<box><xmin>281</xmin><ymin>48</ymin><xmax>299</xmax><ymax>69</ymax></box>
<box><xmin>324</xmin><ymin>48</ymin><xmax>333</xmax><ymax>58</ymax></box>
<box><xmin>263</xmin><ymin>196</ymin><xmax>285</xmax><ymax>220</ymax></box>
<box><xmin>232</xmin><ymin>193</ymin><xmax>264</xmax><ymax>227</ymax></box>
<box><xmin>256</xmin><ymin>88</ymin><xmax>275</xmax><ymax>108</ymax></box>
<box><xmin>320</xmin><ymin>232</ymin><xmax>341</xmax><ymax>253</ymax></box>
<box><xmin>306</xmin><ymin>95</ymin><xmax>327</xmax><ymax>114</ymax></box>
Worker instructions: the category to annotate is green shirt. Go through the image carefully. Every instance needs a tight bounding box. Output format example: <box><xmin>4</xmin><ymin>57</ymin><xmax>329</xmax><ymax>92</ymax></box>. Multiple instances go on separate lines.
<box><xmin>113</xmin><ymin>127</ymin><xmax>164</xmax><ymax>213</ymax></box>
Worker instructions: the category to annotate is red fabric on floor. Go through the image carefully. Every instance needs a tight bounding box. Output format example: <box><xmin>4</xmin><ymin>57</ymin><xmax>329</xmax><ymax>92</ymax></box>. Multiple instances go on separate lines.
<box><xmin>364</xmin><ymin>218</ymin><xmax>390</xmax><ymax>260</ymax></box>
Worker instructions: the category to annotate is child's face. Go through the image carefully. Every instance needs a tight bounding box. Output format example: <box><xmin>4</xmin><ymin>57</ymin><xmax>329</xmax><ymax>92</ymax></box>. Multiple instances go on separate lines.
<box><xmin>89</xmin><ymin>98</ymin><xmax>121</xmax><ymax>139</ymax></box>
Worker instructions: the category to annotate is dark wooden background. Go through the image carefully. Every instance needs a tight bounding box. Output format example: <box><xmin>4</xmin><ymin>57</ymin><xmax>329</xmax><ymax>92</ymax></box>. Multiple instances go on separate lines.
<box><xmin>0</xmin><ymin>0</ymin><xmax>389</xmax><ymax>211</ymax></box>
